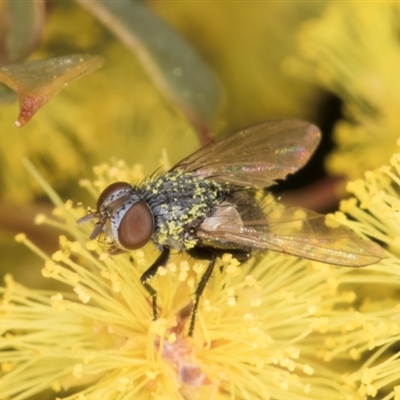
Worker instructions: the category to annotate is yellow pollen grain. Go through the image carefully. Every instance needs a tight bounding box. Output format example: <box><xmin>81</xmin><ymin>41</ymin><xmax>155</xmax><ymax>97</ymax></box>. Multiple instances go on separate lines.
<box><xmin>99</xmin><ymin>252</ymin><xmax>109</xmax><ymax>261</ymax></box>
<box><xmin>202</xmin><ymin>299</ymin><xmax>213</xmax><ymax>312</ymax></box>
<box><xmin>311</xmin><ymin>317</ymin><xmax>329</xmax><ymax>333</ymax></box>
<box><xmin>346</xmin><ymin>312</ymin><xmax>365</xmax><ymax>330</ymax></box>
<box><xmin>73</xmin><ymin>286</ymin><xmax>91</xmax><ymax>303</ymax></box>
<box><xmin>280</xmin><ymin>358</ymin><xmax>295</xmax><ymax>371</ymax></box>
<box><xmin>79</xmin><ymin>178</ymin><xmax>91</xmax><ymax>188</ymax></box>
<box><xmin>149</xmin><ymin>319</ymin><xmax>167</xmax><ymax>336</ymax></box>
<box><xmin>365</xmin><ymin>384</ymin><xmax>378</xmax><ymax>397</ymax></box>
<box><xmin>245</xmin><ymin>275</ymin><xmax>256</xmax><ymax>286</ymax></box>
<box><xmin>52</xmin><ymin>250</ymin><xmax>65</xmax><ymax>262</ymax></box>
<box><xmin>185</xmin><ymin>239</ymin><xmax>196</xmax><ymax>249</ymax></box>
<box><xmin>307</xmin><ymin>297</ymin><xmax>321</xmax><ymax>314</ymax></box>
<box><xmin>243</xmin><ymin>313</ymin><xmax>257</xmax><ymax>322</ymax></box>
<box><xmin>4</xmin><ymin>274</ymin><xmax>15</xmax><ymax>289</ymax></box>
<box><xmin>42</xmin><ymin>260</ymin><xmax>59</xmax><ymax>277</ymax></box>
<box><xmin>51</xmin><ymin>293</ymin><xmax>66</xmax><ymax>313</ymax></box>
<box><xmin>65</xmin><ymin>199</ymin><xmax>73</xmax><ymax>210</ymax></box>
<box><xmin>167</xmin><ymin>332</ymin><xmax>176</xmax><ymax>344</ymax></box>
<box><xmin>51</xmin><ymin>381</ymin><xmax>62</xmax><ymax>392</ymax></box>
<box><xmin>52</xmin><ymin>207</ymin><xmax>64</xmax><ymax>217</ymax></box>
<box><xmin>35</xmin><ymin>214</ymin><xmax>47</xmax><ymax>224</ymax></box>
<box><xmin>222</xmin><ymin>253</ymin><xmax>233</xmax><ymax>263</ymax></box>
<box><xmin>73</xmin><ymin>364</ymin><xmax>83</xmax><ymax>379</ymax></box>
<box><xmin>379</xmin><ymin>165</ymin><xmax>391</xmax><ymax>174</ymax></box>
<box><xmin>248</xmin><ymin>326</ymin><xmax>260</xmax><ymax>335</ymax></box>
<box><xmin>251</xmin><ymin>341</ymin><xmax>260</xmax><ymax>349</ymax></box>
<box><xmin>117</xmin><ymin>376</ymin><xmax>134</xmax><ymax>393</ymax></box>
<box><xmin>226</xmin><ymin>263</ymin><xmax>239</xmax><ymax>274</ymax></box>
<box><xmin>66</xmin><ymin>271</ymin><xmax>80</xmax><ymax>285</ymax></box>
<box><xmin>280</xmin><ymin>382</ymin><xmax>288</xmax><ymax>390</ymax></box>
<box><xmin>303</xmin><ymin>364</ymin><xmax>314</xmax><ymax>375</ymax></box>
<box><xmin>178</xmin><ymin>271</ymin><xmax>188</xmax><ymax>281</ymax></box>
<box><xmin>83</xmin><ymin>352</ymin><xmax>97</xmax><ymax>364</ymax></box>
<box><xmin>227</xmin><ymin>297</ymin><xmax>236</xmax><ymax>307</ymax></box>
<box><xmin>250</xmin><ymin>298</ymin><xmax>262</xmax><ymax>307</ymax></box>
<box><xmin>14</xmin><ymin>233</ymin><xmax>27</xmax><ymax>242</ymax></box>
<box><xmin>346</xmin><ymin>179</ymin><xmax>364</xmax><ymax>193</ymax></box>
<box><xmin>324</xmin><ymin>215</ymin><xmax>341</xmax><ymax>228</ymax></box>
<box><xmin>167</xmin><ymin>262</ymin><xmax>177</xmax><ymax>272</ymax></box>
<box><xmin>307</xmin><ymin>304</ymin><xmax>317</xmax><ymax>315</ymax></box>
<box><xmin>340</xmin><ymin>197</ymin><xmax>358</xmax><ymax>212</ymax></box>
<box><xmin>86</xmin><ymin>240</ymin><xmax>98</xmax><ymax>251</ymax></box>
<box><xmin>193</xmin><ymin>262</ymin><xmax>205</xmax><ymax>275</ymax></box>
<box><xmin>93</xmin><ymin>163</ymin><xmax>109</xmax><ymax>176</ymax></box>
<box><xmin>391</xmin><ymin>153</ymin><xmax>400</xmax><ymax>165</ymax></box>
<box><xmin>145</xmin><ymin>370</ymin><xmax>158</xmax><ymax>380</ymax></box>
<box><xmin>361</xmin><ymin>368</ymin><xmax>376</xmax><ymax>385</ymax></box>
<box><xmin>69</xmin><ymin>241</ymin><xmax>82</xmax><ymax>252</ymax></box>
<box><xmin>133</xmin><ymin>249</ymin><xmax>146</xmax><ymax>266</ymax></box>
<box><xmin>156</xmin><ymin>266</ymin><xmax>167</xmax><ymax>276</ymax></box>
<box><xmin>186</xmin><ymin>276</ymin><xmax>195</xmax><ymax>290</ymax></box>
<box><xmin>349</xmin><ymin>348</ymin><xmax>361</xmax><ymax>360</ymax></box>
<box><xmin>59</xmin><ymin>235</ymin><xmax>69</xmax><ymax>248</ymax></box>
<box><xmin>179</xmin><ymin>261</ymin><xmax>190</xmax><ymax>272</ymax></box>
<box><xmin>339</xmin><ymin>291</ymin><xmax>355</xmax><ymax>304</ymax></box>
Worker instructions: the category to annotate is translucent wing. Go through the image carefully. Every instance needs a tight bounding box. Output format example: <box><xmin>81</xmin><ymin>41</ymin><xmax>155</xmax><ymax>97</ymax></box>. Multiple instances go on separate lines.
<box><xmin>174</xmin><ymin>119</ymin><xmax>321</xmax><ymax>189</ymax></box>
<box><xmin>198</xmin><ymin>204</ymin><xmax>384</xmax><ymax>267</ymax></box>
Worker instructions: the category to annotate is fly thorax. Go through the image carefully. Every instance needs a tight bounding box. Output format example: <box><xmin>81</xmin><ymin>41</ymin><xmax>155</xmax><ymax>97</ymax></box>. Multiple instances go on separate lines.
<box><xmin>140</xmin><ymin>171</ymin><xmax>229</xmax><ymax>250</ymax></box>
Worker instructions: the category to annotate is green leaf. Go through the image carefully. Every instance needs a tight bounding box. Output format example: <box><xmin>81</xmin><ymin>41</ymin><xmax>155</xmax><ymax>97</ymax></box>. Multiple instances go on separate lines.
<box><xmin>0</xmin><ymin>54</ymin><xmax>104</xmax><ymax>126</ymax></box>
<box><xmin>0</xmin><ymin>0</ymin><xmax>46</xmax><ymax>64</ymax></box>
<box><xmin>76</xmin><ymin>0</ymin><xmax>222</xmax><ymax>143</ymax></box>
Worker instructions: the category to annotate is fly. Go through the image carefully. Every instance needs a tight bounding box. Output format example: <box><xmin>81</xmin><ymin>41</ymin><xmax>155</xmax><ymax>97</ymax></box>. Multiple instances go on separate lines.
<box><xmin>77</xmin><ymin>119</ymin><xmax>384</xmax><ymax>336</ymax></box>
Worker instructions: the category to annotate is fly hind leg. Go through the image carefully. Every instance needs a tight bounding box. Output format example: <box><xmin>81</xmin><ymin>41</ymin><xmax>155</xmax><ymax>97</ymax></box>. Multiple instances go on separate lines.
<box><xmin>186</xmin><ymin>247</ymin><xmax>250</xmax><ymax>336</ymax></box>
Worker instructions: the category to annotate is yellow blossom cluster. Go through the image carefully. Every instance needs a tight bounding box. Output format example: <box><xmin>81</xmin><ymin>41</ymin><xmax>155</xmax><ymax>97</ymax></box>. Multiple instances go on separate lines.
<box><xmin>2</xmin><ymin>158</ymin><xmax>394</xmax><ymax>400</ymax></box>
<box><xmin>287</xmin><ymin>2</ymin><xmax>400</xmax><ymax>179</ymax></box>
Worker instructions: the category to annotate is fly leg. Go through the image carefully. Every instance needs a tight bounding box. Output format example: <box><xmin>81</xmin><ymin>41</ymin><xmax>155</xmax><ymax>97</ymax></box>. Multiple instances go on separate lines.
<box><xmin>140</xmin><ymin>247</ymin><xmax>170</xmax><ymax>321</ymax></box>
<box><xmin>187</xmin><ymin>247</ymin><xmax>250</xmax><ymax>336</ymax></box>
<box><xmin>188</xmin><ymin>254</ymin><xmax>216</xmax><ymax>337</ymax></box>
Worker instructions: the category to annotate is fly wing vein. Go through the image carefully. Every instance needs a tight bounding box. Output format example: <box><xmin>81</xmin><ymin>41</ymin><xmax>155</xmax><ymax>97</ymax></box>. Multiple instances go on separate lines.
<box><xmin>174</xmin><ymin>119</ymin><xmax>321</xmax><ymax>188</ymax></box>
<box><xmin>198</xmin><ymin>210</ymin><xmax>384</xmax><ymax>267</ymax></box>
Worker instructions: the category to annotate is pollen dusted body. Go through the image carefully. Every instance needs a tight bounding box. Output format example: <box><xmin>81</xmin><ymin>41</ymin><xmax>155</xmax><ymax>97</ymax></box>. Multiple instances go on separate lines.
<box><xmin>138</xmin><ymin>170</ymin><xmax>229</xmax><ymax>251</ymax></box>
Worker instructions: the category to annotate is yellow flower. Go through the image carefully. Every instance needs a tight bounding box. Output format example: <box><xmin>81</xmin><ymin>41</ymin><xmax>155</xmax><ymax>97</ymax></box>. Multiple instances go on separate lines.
<box><xmin>287</xmin><ymin>2</ymin><xmax>400</xmax><ymax>179</ymax></box>
<box><xmin>328</xmin><ymin>148</ymin><xmax>400</xmax><ymax>399</ymax></box>
<box><xmin>1</xmin><ymin>159</ymin><xmax>382</xmax><ymax>400</ymax></box>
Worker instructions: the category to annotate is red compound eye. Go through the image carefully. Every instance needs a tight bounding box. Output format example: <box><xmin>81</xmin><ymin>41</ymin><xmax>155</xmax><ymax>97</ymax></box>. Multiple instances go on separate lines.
<box><xmin>97</xmin><ymin>182</ymin><xmax>131</xmax><ymax>209</ymax></box>
<box><xmin>117</xmin><ymin>201</ymin><xmax>154</xmax><ymax>249</ymax></box>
